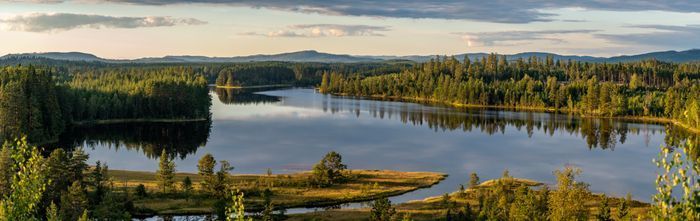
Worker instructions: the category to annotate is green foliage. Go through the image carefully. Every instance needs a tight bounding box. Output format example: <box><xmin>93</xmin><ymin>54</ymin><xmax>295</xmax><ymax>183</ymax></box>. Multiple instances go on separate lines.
<box><xmin>454</xmin><ymin>203</ymin><xmax>475</xmax><ymax>221</ymax></box>
<box><xmin>369</xmin><ymin>198</ymin><xmax>396</xmax><ymax>221</ymax></box>
<box><xmin>509</xmin><ymin>184</ymin><xmax>549</xmax><ymax>221</ymax></box>
<box><xmin>59</xmin><ymin>181</ymin><xmax>88</xmax><ymax>221</ymax></box>
<box><xmin>77</xmin><ymin>210</ymin><xmax>89</xmax><ymax>221</ymax></box>
<box><xmin>92</xmin><ymin>192</ymin><xmax>131</xmax><ymax>221</ymax></box>
<box><xmin>198</xmin><ymin>153</ymin><xmax>233</xmax><ymax>198</ymax></box>
<box><xmin>0</xmin><ymin>67</ymin><xmax>64</xmax><ymax>143</ymax></box>
<box><xmin>181</xmin><ymin>177</ymin><xmax>193</xmax><ymax>199</ymax></box>
<box><xmin>216</xmin><ymin>65</ymin><xmax>296</xmax><ymax>87</ymax></box>
<box><xmin>197</xmin><ymin>154</ymin><xmax>216</xmax><ymax>175</ymax></box>
<box><xmin>400</xmin><ymin>213</ymin><xmax>413</xmax><ymax>221</ymax></box>
<box><xmin>319</xmin><ymin>72</ymin><xmax>329</xmax><ymax>93</ymax></box>
<box><xmin>651</xmin><ymin>137</ymin><xmax>700</xmax><ymax>220</ymax></box>
<box><xmin>43</xmin><ymin>149</ymin><xmax>71</xmax><ymax>211</ymax></box>
<box><xmin>88</xmin><ymin>161</ymin><xmax>109</xmax><ymax>205</ymax></box>
<box><xmin>0</xmin><ymin>144</ymin><xmax>11</xmax><ymax>196</ymax></box>
<box><xmin>226</xmin><ymin>189</ymin><xmax>252</xmax><ymax>221</ymax></box>
<box><xmin>615</xmin><ymin>193</ymin><xmax>631</xmax><ymax>221</ymax></box>
<box><xmin>311</xmin><ymin>151</ymin><xmax>347</xmax><ymax>186</ymax></box>
<box><xmin>0</xmin><ymin>138</ymin><xmax>48</xmax><ymax>221</ymax></box>
<box><xmin>596</xmin><ymin>194</ymin><xmax>612</xmax><ymax>221</ymax></box>
<box><xmin>135</xmin><ymin>184</ymin><xmax>147</xmax><ymax>198</ymax></box>
<box><xmin>65</xmin><ymin>67</ymin><xmax>210</xmax><ymax>121</ymax></box>
<box><xmin>548</xmin><ymin>166</ymin><xmax>590</xmax><ymax>221</ymax></box>
<box><xmin>156</xmin><ymin>149</ymin><xmax>176</xmax><ymax>193</ymax></box>
<box><xmin>321</xmin><ymin>56</ymin><xmax>700</xmax><ymax>131</ymax></box>
<box><xmin>469</xmin><ymin>172</ymin><xmax>480</xmax><ymax>188</ymax></box>
<box><xmin>0</xmin><ymin>65</ymin><xmax>210</xmax><ymax>144</ymax></box>
<box><xmin>45</xmin><ymin>202</ymin><xmax>59</xmax><ymax>221</ymax></box>
<box><xmin>261</xmin><ymin>188</ymin><xmax>275</xmax><ymax>221</ymax></box>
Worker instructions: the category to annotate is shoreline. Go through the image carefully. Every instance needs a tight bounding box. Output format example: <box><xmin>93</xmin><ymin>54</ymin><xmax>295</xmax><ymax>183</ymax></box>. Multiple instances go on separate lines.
<box><xmin>289</xmin><ymin>177</ymin><xmax>652</xmax><ymax>221</ymax></box>
<box><xmin>214</xmin><ymin>84</ymin><xmax>292</xmax><ymax>89</ymax></box>
<box><xmin>108</xmin><ymin>169</ymin><xmax>447</xmax><ymax>217</ymax></box>
<box><xmin>326</xmin><ymin>91</ymin><xmax>700</xmax><ymax>134</ymax></box>
<box><xmin>70</xmin><ymin>118</ymin><xmax>209</xmax><ymax>126</ymax></box>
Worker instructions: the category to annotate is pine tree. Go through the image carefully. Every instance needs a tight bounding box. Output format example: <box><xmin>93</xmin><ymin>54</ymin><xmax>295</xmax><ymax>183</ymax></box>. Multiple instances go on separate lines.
<box><xmin>182</xmin><ymin>176</ymin><xmax>193</xmax><ymax>200</ymax></box>
<box><xmin>548</xmin><ymin>167</ymin><xmax>590</xmax><ymax>221</ymax></box>
<box><xmin>370</xmin><ymin>198</ymin><xmax>396</xmax><ymax>221</ymax></box>
<box><xmin>0</xmin><ymin>144</ymin><xmax>11</xmax><ymax>196</ymax></box>
<box><xmin>596</xmin><ymin>194</ymin><xmax>612</xmax><ymax>221</ymax></box>
<box><xmin>615</xmin><ymin>193</ymin><xmax>631</xmax><ymax>221</ymax></box>
<box><xmin>156</xmin><ymin>149</ymin><xmax>176</xmax><ymax>193</ymax></box>
<box><xmin>198</xmin><ymin>153</ymin><xmax>216</xmax><ymax>194</ymax></box>
<box><xmin>320</xmin><ymin>72</ymin><xmax>330</xmax><ymax>93</ymax></box>
<box><xmin>59</xmin><ymin>181</ymin><xmax>88</xmax><ymax>221</ymax></box>
<box><xmin>45</xmin><ymin>202</ymin><xmax>59</xmax><ymax>221</ymax></box>
<box><xmin>469</xmin><ymin>172</ymin><xmax>480</xmax><ymax>188</ymax></box>
<box><xmin>77</xmin><ymin>210</ymin><xmax>90</xmax><ymax>221</ymax></box>
<box><xmin>312</xmin><ymin>151</ymin><xmax>347</xmax><ymax>186</ymax></box>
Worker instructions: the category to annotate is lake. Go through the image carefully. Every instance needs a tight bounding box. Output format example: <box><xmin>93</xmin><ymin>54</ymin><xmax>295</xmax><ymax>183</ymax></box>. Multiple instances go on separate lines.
<box><xmin>56</xmin><ymin>87</ymin><xmax>671</xmax><ymax>216</ymax></box>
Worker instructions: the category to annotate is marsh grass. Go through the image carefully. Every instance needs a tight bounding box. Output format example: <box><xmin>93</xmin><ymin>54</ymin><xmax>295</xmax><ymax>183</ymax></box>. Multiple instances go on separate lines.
<box><xmin>108</xmin><ymin>169</ymin><xmax>446</xmax><ymax>216</ymax></box>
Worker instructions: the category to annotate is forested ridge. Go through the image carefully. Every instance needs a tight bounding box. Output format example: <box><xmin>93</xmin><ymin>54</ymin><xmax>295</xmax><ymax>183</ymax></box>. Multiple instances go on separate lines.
<box><xmin>214</xmin><ymin>61</ymin><xmax>413</xmax><ymax>87</ymax></box>
<box><xmin>320</xmin><ymin>55</ymin><xmax>700</xmax><ymax>131</ymax></box>
<box><xmin>0</xmin><ymin>65</ymin><xmax>210</xmax><ymax>143</ymax></box>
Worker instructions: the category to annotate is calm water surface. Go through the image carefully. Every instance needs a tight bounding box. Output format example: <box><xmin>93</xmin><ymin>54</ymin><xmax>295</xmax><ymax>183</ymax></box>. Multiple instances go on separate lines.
<box><xmin>59</xmin><ymin>87</ymin><xmax>669</xmax><ymax>217</ymax></box>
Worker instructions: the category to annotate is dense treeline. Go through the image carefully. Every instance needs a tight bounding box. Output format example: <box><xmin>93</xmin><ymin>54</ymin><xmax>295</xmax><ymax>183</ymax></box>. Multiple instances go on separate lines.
<box><xmin>321</xmin><ymin>55</ymin><xmax>700</xmax><ymax>131</ymax></box>
<box><xmin>216</xmin><ymin>64</ymin><xmax>296</xmax><ymax>87</ymax></box>
<box><xmin>63</xmin><ymin>67</ymin><xmax>210</xmax><ymax>121</ymax></box>
<box><xmin>214</xmin><ymin>61</ymin><xmax>413</xmax><ymax>87</ymax></box>
<box><xmin>0</xmin><ymin>66</ymin><xmax>64</xmax><ymax>143</ymax></box>
<box><xmin>0</xmin><ymin>65</ymin><xmax>210</xmax><ymax>144</ymax></box>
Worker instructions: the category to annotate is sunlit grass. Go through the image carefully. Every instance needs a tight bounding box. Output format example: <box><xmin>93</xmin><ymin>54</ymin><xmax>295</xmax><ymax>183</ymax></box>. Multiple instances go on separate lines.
<box><xmin>108</xmin><ymin>169</ymin><xmax>446</xmax><ymax>216</ymax></box>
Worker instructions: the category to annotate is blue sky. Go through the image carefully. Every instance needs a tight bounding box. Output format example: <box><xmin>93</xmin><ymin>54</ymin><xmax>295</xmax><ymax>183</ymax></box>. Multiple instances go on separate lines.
<box><xmin>1</xmin><ymin>0</ymin><xmax>699</xmax><ymax>58</ymax></box>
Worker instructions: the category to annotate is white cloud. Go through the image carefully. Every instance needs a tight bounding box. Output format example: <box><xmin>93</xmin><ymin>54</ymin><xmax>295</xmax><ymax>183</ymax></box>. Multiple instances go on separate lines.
<box><xmin>0</xmin><ymin>13</ymin><xmax>207</xmax><ymax>32</ymax></box>
<box><xmin>242</xmin><ymin>24</ymin><xmax>390</xmax><ymax>38</ymax></box>
<box><xmin>454</xmin><ymin>29</ymin><xmax>598</xmax><ymax>47</ymax></box>
<box><xmin>596</xmin><ymin>25</ymin><xmax>700</xmax><ymax>49</ymax></box>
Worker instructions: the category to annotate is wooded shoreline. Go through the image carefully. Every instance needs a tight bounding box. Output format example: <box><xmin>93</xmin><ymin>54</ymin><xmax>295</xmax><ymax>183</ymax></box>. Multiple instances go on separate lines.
<box><xmin>327</xmin><ymin>91</ymin><xmax>700</xmax><ymax>134</ymax></box>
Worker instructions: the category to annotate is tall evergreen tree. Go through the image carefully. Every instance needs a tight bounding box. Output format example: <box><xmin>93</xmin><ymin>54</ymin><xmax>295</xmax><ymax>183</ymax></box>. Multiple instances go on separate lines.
<box><xmin>156</xmin><ymin>149</ymin><xmax>176</xmax><ymax>193</ymax></box>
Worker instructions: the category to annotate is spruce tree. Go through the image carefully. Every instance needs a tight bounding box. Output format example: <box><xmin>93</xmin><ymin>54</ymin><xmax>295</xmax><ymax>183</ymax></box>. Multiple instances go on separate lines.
<box><xmin>156</xmin><ymin>149</ymin><xmax>176</xmax><ymax>193</ymax></box>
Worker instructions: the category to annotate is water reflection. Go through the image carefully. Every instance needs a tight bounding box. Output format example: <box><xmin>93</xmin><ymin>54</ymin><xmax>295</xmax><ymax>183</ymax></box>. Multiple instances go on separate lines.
<box><xmin>51</xmin><ymin>120</ymin><xmax>212</xmax><ymax>159</ymax></box>
<box><xmin>290</xmin><ymin>91</ymin><xmax>662</xmax><ymax>150</ymax></box>
<box><xmin>67</xmin><ymin>88</ymin><xmax>677</xmax><ymax>206</ymax></box>
<box><xmin>214</xmin><ymin>87</ymin><xmax>281</xmax><ymax>105</ymax></box>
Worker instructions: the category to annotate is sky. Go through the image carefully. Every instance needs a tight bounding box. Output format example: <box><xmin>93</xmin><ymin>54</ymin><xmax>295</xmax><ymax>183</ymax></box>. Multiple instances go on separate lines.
<box><xmin>1</xmin><ymin>1</ymin><xmax>700</xmax><ymax>59</ymax></box>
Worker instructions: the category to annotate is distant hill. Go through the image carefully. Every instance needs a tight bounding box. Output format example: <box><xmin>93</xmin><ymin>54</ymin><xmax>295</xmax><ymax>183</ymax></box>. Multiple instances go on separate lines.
<box><xmin>607</xmin><ymin>49</ymin><xmax>700</xmax><ymax>63</ymax></box>
<box><xmin>1</xmin><ymin>52</ymin><xmax>105</xmax><ymax>62</ymax></box>
<box><xmin>2</xmin><ymin>50</ymin><xmax>380</xmax><ymax>63</ymax></box>
<box><xmin>3</xmin><ymin>49</ymin><xmax>700</xmax><ymax>64</ymax></box>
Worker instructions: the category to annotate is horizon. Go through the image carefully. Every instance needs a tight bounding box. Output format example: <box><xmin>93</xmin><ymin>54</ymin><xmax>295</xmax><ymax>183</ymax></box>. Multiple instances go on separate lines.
<box><xmin>2</xmin><ymin>1</ymin><xmax>700</xmax><ymax>59</ymax></box>
<box><xmin>4</xmin><ymin>48</ymin><xmax>700</xmax><ymax>60</ymax></box>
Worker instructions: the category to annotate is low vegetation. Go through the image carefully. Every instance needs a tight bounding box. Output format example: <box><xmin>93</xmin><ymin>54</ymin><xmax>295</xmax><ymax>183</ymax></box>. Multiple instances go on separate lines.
<box><xmin>288</xmin><ymin>168</ymin><xmax>651</xmax><ymax>221</ymax></box>
<box><xmin>110</xmin><ymin>168</ymin><xmax>446</xmax><ymax>216</ymax></box>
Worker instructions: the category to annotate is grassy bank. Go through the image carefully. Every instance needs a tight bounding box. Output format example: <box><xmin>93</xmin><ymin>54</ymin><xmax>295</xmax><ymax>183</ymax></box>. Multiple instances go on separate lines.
<box><xmin>108</xmin><ymin>169</ymin><xmax>446</xmax><ymax>216</ymax></box>
<box><xmin>289</xmin><ymin>177</ymin><xmax>651</xmax><ymax>221</ymax></box>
